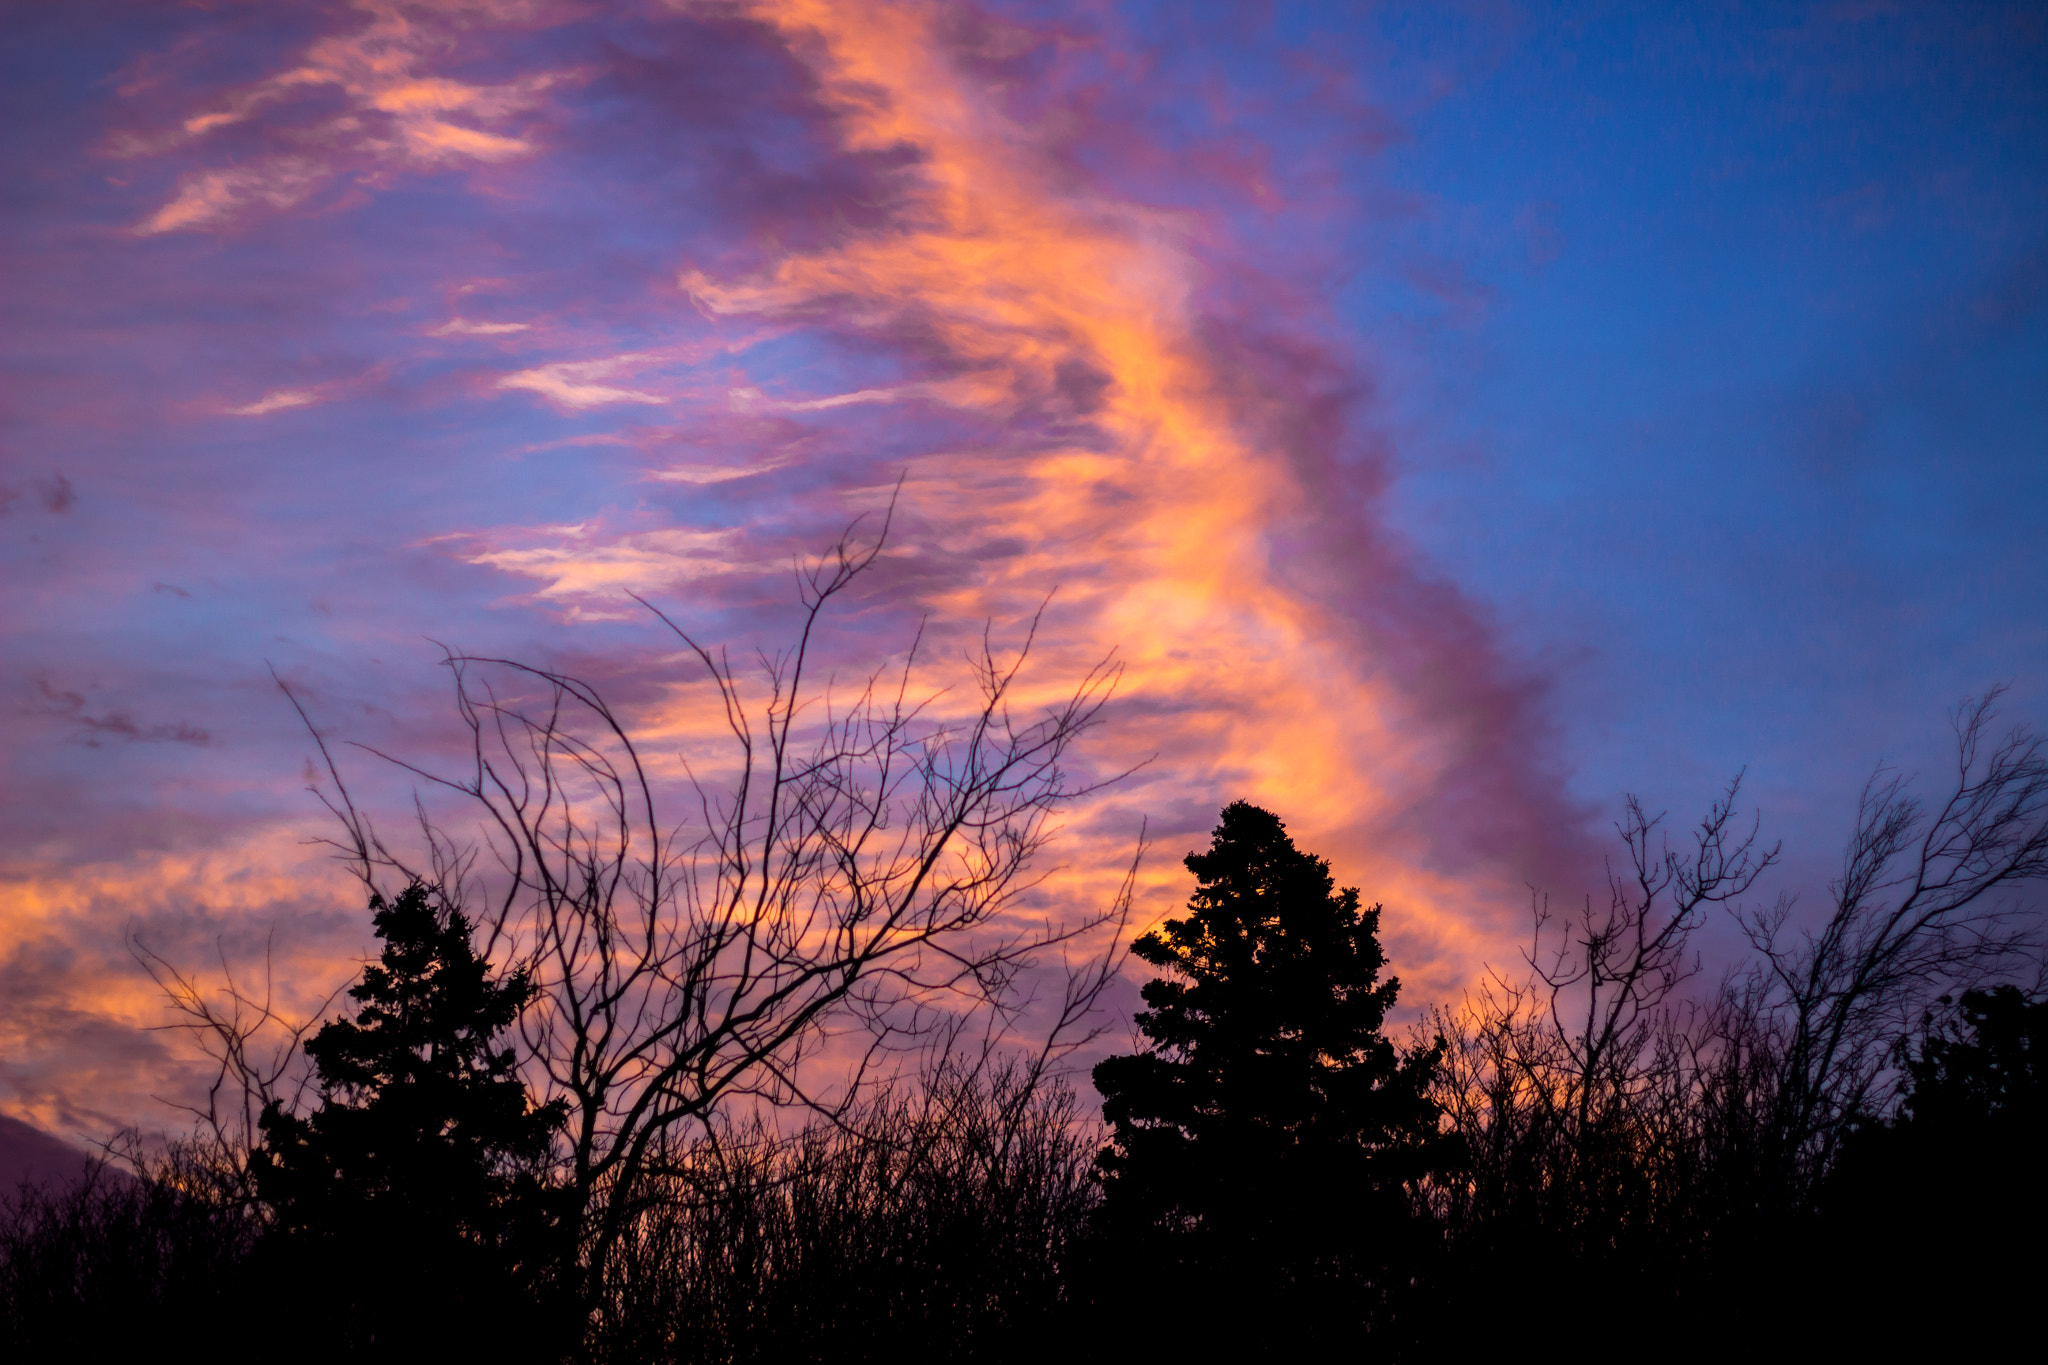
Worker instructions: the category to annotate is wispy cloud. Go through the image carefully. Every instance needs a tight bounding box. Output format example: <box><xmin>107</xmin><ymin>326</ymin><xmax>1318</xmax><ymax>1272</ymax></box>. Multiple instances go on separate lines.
<box><xmin>224</xmin><ymin>388</ymin><xmax>320</xmax><ymax>416</ymax></box>
<box><xmin>466</xmin><ymin>526</ymin><xmax>740</xmax><ymax>599</ymax></box>
<box><xmin>498</xmin><ymin>355</ymin><xmax>668</xmax><ymax>409</ymax></box>
<box><xmin>140</xmin><ymin>159</ymin><xmax>327</xmax><ymax>234</ymax></box>
<box><xmin>430</xmin><ymin>317</ymin><xmax>531</xmax><ymax>336</ymax></box>
<box><xmin>35</xmin><ymin>680</ymin><xmax>210</xmax><ymax>748</ymax></box>
<box><xmin>125</xmin><ymin>2</ymin><xmax>574</xmax><ymax>235</ymax></box>
<box><xmin>727</xmin><ymin>383</ymin><xmax>943</xmax><ymax>412</ymax></box>
<box><xmin>649</xmin><ymin>458</ymin><xmax>797</xmax><ymax>485</ymax></box>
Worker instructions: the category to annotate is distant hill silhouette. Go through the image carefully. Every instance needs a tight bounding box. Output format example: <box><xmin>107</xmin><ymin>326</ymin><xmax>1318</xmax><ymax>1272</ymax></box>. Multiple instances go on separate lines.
<box><xmin>0</xmin><ymin>1114</ymin><xmax>98</xmax><ymax>1194</ymax></box>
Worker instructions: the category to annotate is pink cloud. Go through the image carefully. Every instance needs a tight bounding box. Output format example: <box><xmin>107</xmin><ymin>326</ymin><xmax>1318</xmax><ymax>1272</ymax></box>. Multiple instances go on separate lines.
<box><xmin>0</xmin><ymin>0</ymin><xmax>1600</xmax><ymax>1145</ymax></box>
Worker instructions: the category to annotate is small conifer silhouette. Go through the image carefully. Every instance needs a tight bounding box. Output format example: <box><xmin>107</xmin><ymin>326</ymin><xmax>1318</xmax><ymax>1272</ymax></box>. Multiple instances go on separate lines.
<box><xmin>251</xmin><ymin>883</ymin><xmax>569</xmax><ymax>1354</ymax></box>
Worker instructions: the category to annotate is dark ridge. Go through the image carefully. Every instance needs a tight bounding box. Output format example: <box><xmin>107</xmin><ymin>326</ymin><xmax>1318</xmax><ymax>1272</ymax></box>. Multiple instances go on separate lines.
<box><xmin>0</xmin><ymin>1116</ymin><xmax>96</xmax><ymax>1195</ymax></box>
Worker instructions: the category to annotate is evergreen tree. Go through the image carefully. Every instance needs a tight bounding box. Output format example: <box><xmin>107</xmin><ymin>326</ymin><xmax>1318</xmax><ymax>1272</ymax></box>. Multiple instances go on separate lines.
<box><xmin>1819</xmin><ymin>986</ymin><xmax>2047</xmax><ymax>1351</ymax></box>
<box><xmin>1895</xmin><ymin>984</ymin><xmax>2047</xmax><ymax>1129</ymax></box>
<box><xmin>250</xmin><ymin>883</ymin><xmax>571</xmax><ymax>1356</ymax></box>
<box><xmin>1090</xmin><ymin>802</ymin><xmax>1443</xmax><ymax>1344</ymax></box>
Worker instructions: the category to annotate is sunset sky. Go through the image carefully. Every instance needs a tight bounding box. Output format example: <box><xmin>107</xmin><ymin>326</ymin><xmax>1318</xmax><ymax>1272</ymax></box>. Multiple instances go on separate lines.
<box><xmin>4</xmin><ymin>0</ymin><xmax>2044</xmax><ymax>1144</ymax></box>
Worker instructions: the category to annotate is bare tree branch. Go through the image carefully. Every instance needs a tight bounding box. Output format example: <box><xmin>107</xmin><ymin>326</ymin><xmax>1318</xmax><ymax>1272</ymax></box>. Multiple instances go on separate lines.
<box><xmin>260</xmin><ymin>515</ymin><xmax>1135</xmax><ymax>1307</ymax></box>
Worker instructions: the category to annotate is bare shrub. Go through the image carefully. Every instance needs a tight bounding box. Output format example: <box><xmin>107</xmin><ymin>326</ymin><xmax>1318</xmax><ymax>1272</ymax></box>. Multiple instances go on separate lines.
<box><xmin>1430</xmin><ymin>692</ymin><xmax>2048</xmax><ymax>1325</ymax></box>
<box><xmin>594</xmin><ymin>1053</ymin><xmax>1100</xmax><ymax>1364</ymax></box>
<box><xmin>0</xmin><ymin>1141</ymin><xmax>255</xmax><ymax>1354</ymax></box>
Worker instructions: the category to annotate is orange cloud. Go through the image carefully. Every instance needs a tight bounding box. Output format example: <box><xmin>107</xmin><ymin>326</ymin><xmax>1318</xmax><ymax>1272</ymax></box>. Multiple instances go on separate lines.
<box><xmin>8</xmin><ymin>0</ymin><xmax>1580</xmax><ymax>1146</ymax></box>
<box><xmin>130</xmin><ymin>0</ymin><xmax>573</xmax><ymax>235</ymax></box>
<box><xmin>633</xmin><ymin>0</ymin><xmax>1533</xmax><ymax>978</ymax></box>
<box><xmin>141</xmin><ymin>159</ymin><xmax>327</xmax><ymax>234</ymax></box>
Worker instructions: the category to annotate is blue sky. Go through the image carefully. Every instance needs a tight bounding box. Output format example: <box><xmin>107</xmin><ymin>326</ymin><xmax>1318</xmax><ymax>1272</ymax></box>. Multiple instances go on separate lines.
<box><xmin>1344</xmin><ymin>0</ymin><xmax>2047</xmax><ymax>866</ymax></box>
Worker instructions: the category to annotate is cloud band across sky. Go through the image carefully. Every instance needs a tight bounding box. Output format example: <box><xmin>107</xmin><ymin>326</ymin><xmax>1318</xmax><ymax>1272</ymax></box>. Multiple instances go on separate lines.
<box><xmin>6</xmin><ymin>0</ymin><xmax>2044</xmax><ymax>1143</ymax></box>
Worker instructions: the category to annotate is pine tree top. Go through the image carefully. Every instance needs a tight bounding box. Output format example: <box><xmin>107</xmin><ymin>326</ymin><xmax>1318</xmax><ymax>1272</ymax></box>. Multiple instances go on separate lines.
<box><xmin>253</xmin><ymin>883</ymin><xmax>565</xmax><ymax>1231</ymax></box>
<box><xmin>1128</xmin><ymin>800</ymin><xmax>1402</xmax><ymax>1078</ymax></box>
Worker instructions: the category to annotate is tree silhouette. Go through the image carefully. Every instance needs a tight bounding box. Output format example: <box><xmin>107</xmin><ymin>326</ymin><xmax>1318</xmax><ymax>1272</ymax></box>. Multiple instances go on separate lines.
<box><xmin>1893</xmin><ymin>984</ymin><xmax>2046</xmax><ymax>1131</ymax></box>
<box><xmin>250</xmin><ymin>883</ymin><xmax>571</xmax><ymax>1355</ymax></box>
<box><xmin>1091</xmin><ymin>802</ymin><xmax>1443</xmax><ymax>1345</ymax></box>
<box><xmin>1818</xmin><ymin>985</ymin><xmax>2047</xmax><ymax>1351</ymax></box>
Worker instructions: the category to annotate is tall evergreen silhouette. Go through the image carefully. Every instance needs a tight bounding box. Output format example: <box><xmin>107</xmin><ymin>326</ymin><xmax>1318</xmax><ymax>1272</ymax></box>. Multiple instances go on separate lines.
<box><xmin>1091</xmin><ymin>802</ymin><xmax>1443</xmax><ymax>1344</ymax></box>
<box><xmin>250</xmin><ymin>883</ymin><xmax>570</xmax><ymax>1355</ymax></box>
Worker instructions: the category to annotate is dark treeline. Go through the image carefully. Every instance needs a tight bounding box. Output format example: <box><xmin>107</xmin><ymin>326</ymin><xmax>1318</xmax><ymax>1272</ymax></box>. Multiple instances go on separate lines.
<box><xmin>5</xmin><ymin>548</ymin><xmax>2044</xmax><ymax>1360</ymax></box>
<box><xmin>6</xmin><ymin>821</ymin><xmax>2046</xmax><ymax>1359</ymax></box>
<box><xmin>10</xmin><ymin>776</ymin><xmax>2043</xmax><ymax>1359</ymax></box>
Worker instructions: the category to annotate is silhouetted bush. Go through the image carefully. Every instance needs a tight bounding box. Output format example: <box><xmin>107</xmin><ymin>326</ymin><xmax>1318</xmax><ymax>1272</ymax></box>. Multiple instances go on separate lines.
<box><xmin>5</xmin><ymin>878</ymin><xmax>1103</xmax><ymax>1361</ymax></box>
<box><xmin>1425</xmin><ymin>696</ymin><xmax>2048</xmax><ymax>1347</ymax></box>
<box><xmin>593</xmin><ymin>1056</ymin><xmax>1098</xmax><ymax>1365</ymax></box>
<box><xmin>0</xmin><ymin>1144</ymin><xmax>255</xmax><ymax>1356</ymax></box>
<box><xmin>1815</xmin><ymin>985</ymin><xmax>2047</xmax><ymax>1353</ymax></box>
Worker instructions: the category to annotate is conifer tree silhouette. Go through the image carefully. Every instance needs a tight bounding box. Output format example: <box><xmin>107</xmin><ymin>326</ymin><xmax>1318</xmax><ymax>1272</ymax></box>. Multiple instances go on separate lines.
<box><xmin>1091</xmin><ymin>803</ymin><xmax>1443</xmax><ymax>1345</ymax></box>
<box><xmin>1819</xmin><ymin>985</ymin><xmax>2047</xmax><ymax>1351</ymax></box>
<box><xmin>250</xmin><ymin>883</ymin><xmax>570</xmax><ymax>1355</ymax></box>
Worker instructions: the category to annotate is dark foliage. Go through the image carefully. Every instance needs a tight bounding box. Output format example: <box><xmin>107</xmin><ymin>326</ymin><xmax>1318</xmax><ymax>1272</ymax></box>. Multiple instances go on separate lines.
<box><xmin>250</xmin><ymin>882</ymin><xmax>573</xmax><ymax>1358</ymax></box>
<box><xmin>1425</xmin><ymin>696</ymin><xmax>2048</xmax><ymax>1352</ymax></box>
<box><xmin>1890</xmin><ymin>984</ymin><xmax>2047</xmax><ymax>1131</ymax></box>
<box><xmin>595</xmin><ymin>1058</ymin><xmax>1097</xmax><ymax>1364</ymax></box>
<box><xmin>1422</xmin><ymin>787</ymin><xmax>1781</xmax><ymax>1341</ymax></box>
<box><xmin>1089</xmin><ymin>801</ymin><xmax>1444</xmax><ymax>1351</ymax></box>
<box><xmin>1</xmin><ymin>1060</ymin><xmax>1093</xmax><ymax>1365</ymax></box>
<box><xmin>4</xmin><ymin>878</ymin><xmax>1107</xmax><ymax>1362</ymax></box>
<box><xmin>0</xmin><ymin>1151</ymin><xmax>254</xmax><ymax>1356</ymax></box>
<box><xmin>283</xmin><ymin>525</ymin><xmax>1125</xmax><ymax>1306</ymax></box>
<box><xmin>1817</xmin><ymin>986</ymin><xmax>2048</xmax><ymax>1351</ymax></box>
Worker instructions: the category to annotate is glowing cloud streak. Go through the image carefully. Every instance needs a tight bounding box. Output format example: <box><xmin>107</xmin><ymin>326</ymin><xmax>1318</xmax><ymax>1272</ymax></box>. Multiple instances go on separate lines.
<box><xmin>2</xmin><ymin>0</ymin><xmax>1590</xmax><ymax>1141</ymax></box>
<box><xmin>619</xmin><ymin>0</ymin><xmax>1567</xmax><ymax>968</ymax></box>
